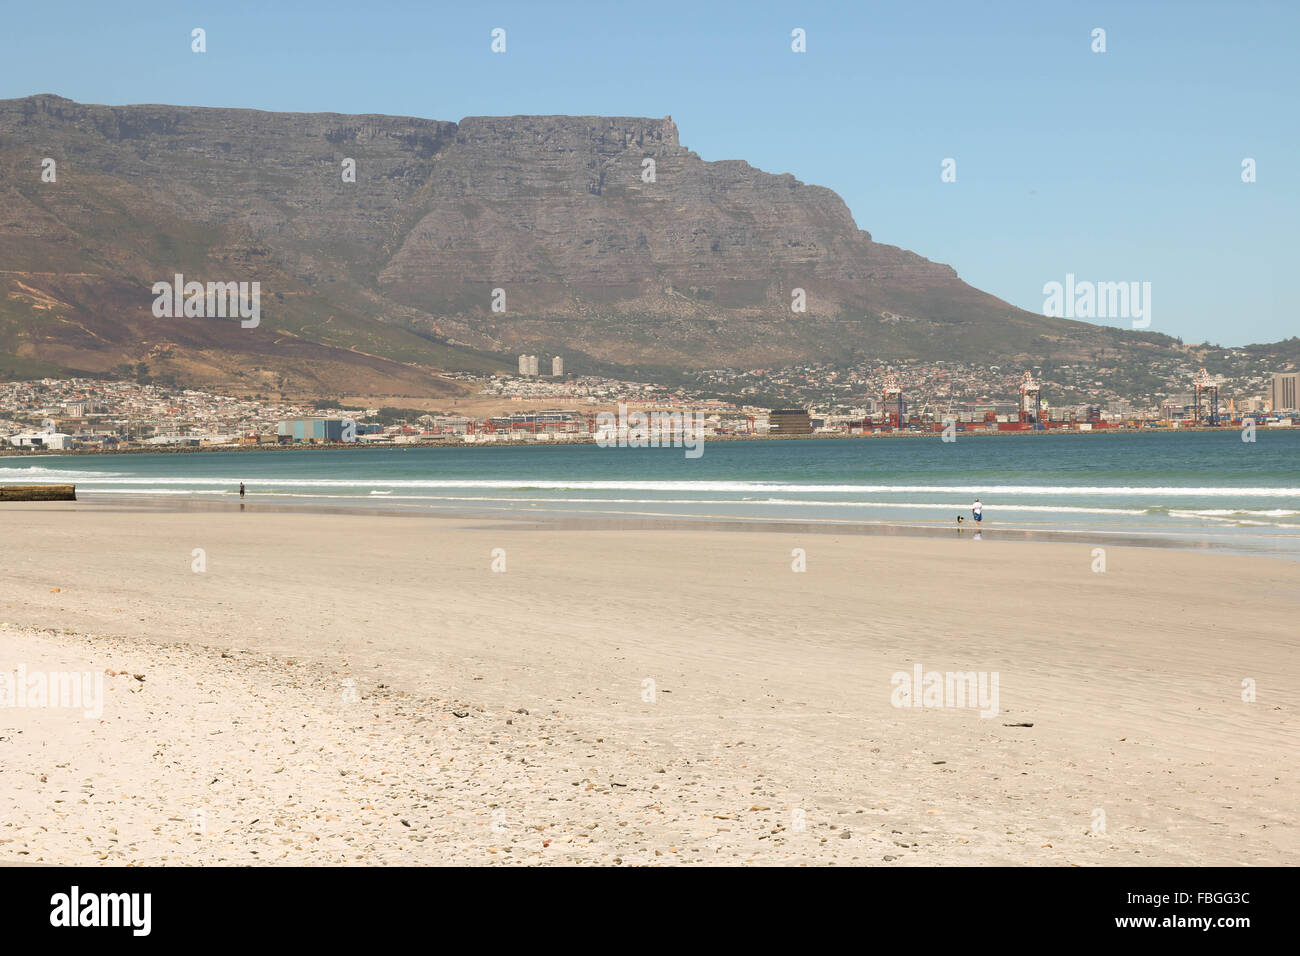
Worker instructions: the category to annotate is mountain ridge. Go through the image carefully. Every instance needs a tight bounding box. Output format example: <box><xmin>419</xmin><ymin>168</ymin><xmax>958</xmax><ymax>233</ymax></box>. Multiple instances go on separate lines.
<box><xmin>0</xmin><ymin>94</ymin><xmax>1216</xmax><ymax>399</ymax></box>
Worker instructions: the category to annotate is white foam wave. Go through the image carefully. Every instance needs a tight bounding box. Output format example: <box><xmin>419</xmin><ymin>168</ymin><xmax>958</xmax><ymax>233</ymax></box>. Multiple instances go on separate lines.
<box><xmin>1170</xmin><ymin>508</ymin><xmax>1300</xmax><ymax>517</ymax></box>
<box><xmin>33</xmin><ymin>476</ymin><xmax>1300</xmax><ymax>497</ymax></box>
<box><xmin>0</xmin><ymin>465</ymin><xmax>128</xmax><ymax>479</ymax></box>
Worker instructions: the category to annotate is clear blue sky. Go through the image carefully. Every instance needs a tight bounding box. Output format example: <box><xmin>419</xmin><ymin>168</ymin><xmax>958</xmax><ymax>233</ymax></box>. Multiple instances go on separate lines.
<box><xmin>3</xmin><ymin>0</ymin><xmax>1295</xmax><ymax>346</ymax></box>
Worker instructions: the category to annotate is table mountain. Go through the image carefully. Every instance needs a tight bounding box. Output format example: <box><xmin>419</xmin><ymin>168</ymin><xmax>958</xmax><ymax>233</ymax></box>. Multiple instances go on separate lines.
<box><xmin>1</xmin><ymin>94</ymin><xmax>1181</xmax><ymax>396</ymax></box>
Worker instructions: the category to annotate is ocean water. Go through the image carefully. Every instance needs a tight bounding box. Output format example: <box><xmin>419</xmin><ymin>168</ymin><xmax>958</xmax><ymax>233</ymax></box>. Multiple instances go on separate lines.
<box><xmin>4</xmin><ymin>431</ymin><xmax>1300</xmax><ymax>556</ymax></box>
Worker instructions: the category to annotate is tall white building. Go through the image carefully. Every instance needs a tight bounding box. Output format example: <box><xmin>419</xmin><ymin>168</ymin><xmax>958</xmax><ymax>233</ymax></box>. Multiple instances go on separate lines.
<box><xmin>552</xmin><ymin>356</ymin><xmax>564</xmax><ymax>377</ymax></box>
<box><xmin>526</xmin><ymin>355</ymin><xmax>539</xmax><ymax>376</ymax></box>
<box><xmin>518</xmin><ymin>354</ymin><xmax>528</xmax><ymax>375</ymax></box>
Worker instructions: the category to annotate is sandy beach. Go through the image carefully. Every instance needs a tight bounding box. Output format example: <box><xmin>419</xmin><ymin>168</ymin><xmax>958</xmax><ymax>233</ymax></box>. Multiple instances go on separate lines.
<box><xmin>1</xmin><ymin>504</ymin><xmax>1297</xmax><ymax>865</ymax></box>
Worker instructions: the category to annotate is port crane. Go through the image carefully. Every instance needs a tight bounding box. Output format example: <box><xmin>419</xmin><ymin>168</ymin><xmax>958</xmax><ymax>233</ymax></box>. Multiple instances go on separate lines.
<box><xmin>882</xmin><ymin>374</ymin><xmax>904</xmax><ymax>429</ymax></box>
<box><xmin>1192</xmin><ymin>367</ymin><xmax>1220</xmax><ymax>426</ymax></box>
<box><xmin>1018</xmin><ymin>370</ymin><xmax>1041</xmax><ymax>426</ymax></box>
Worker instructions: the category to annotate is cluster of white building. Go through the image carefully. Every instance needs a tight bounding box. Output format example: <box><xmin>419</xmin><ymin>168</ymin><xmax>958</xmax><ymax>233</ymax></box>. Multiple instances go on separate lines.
<box><xmin>0</xmin><ymin>378</ymin><xmax>343</xmax><ymax>449</ymax></box>
<box><xmin>516</xmin><ymin>355</ymin><xmax>563</xmax><ymax>377</ymax></box>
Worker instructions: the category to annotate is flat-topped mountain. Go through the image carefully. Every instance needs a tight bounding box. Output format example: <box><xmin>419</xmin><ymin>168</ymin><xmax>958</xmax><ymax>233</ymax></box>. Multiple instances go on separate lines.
<box><xmin>1</xmin><ymin>94</ymin><xmax>1186</xmax><ymax>397</ymax></box>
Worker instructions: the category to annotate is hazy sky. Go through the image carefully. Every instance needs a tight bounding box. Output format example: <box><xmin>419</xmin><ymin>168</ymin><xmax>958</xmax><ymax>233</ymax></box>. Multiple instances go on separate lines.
<box><xmin>3</xmin><ymin>0</ymin><xmax>1295</xmax><ymax>346</ymax></box>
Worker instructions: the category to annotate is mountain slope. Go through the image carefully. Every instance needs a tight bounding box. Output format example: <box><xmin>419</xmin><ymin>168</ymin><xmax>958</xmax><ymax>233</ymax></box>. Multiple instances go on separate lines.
<box><xmin>1</xmin><ymin>94</ymin><xmax>1188</xmax><ymax>396</ymax></box>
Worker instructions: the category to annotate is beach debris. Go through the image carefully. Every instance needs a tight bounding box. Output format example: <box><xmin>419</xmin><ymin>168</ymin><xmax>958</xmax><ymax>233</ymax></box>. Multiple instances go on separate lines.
<box><xmin>1003</xmin><ymin>722</ymin><xmax>1033</xmax><ymax>728</ymax></box>
<box><xmin>49</xmin><ymin>587</ymin><xmax>62</xmax><ymax>593</ymax></box>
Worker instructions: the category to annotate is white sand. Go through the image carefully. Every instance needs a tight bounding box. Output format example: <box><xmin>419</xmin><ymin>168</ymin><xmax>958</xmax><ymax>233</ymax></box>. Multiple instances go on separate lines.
<box><xmin>2</xmin><ymin>506</ymin><xmax>1297</xmax><ymax>865</ymax></box>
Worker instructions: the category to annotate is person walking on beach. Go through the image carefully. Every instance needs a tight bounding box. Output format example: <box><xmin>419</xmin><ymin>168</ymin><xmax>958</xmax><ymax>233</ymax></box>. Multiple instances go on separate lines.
<box><xmin>972</xmin><ymin>497</ymin><xmax>982</xmax><ymax>525</ymax></box>
<box><xmin>239</xmin><ymin>482</ymin><xmax>245</xmax><ymax>499</ymax></box>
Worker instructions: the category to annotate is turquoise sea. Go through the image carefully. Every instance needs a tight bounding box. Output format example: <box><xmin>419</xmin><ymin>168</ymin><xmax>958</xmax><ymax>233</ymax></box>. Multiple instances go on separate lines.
<box><xmin>5</xmin><ymin>431</ymin><xmax>1300</xmax><ymax>557</ymax></box>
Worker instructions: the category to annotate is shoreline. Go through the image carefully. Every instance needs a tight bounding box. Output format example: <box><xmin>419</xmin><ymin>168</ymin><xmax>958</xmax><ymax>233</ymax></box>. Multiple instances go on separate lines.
<box><xmin>16</xmin><ymin>492</ymin><xmax>1296</xmax><ymax>562</ymax></box>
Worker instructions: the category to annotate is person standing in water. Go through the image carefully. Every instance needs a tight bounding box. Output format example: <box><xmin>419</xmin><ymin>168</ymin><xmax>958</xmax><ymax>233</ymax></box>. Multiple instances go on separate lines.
<box><xmin>972</xmin><ymin>497</ymin><xmax>982</xmax><ymax>525</ymax></box>
<box><xmin>239</xmin><ymin>482</ymin><xmax>245</xmax><ymax>499</ymax></box>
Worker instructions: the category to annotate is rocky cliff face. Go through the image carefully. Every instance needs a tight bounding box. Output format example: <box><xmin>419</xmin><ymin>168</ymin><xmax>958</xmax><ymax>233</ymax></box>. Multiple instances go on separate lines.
<box><xmin>381</xmin><ymin>113</ymin><xmax>954</xmax><ymax>295</ymax></box>
<box><xmin>0</xmin><ymin>94</ymin><xmax>1159</xmax><ymax>394</ymax></box>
